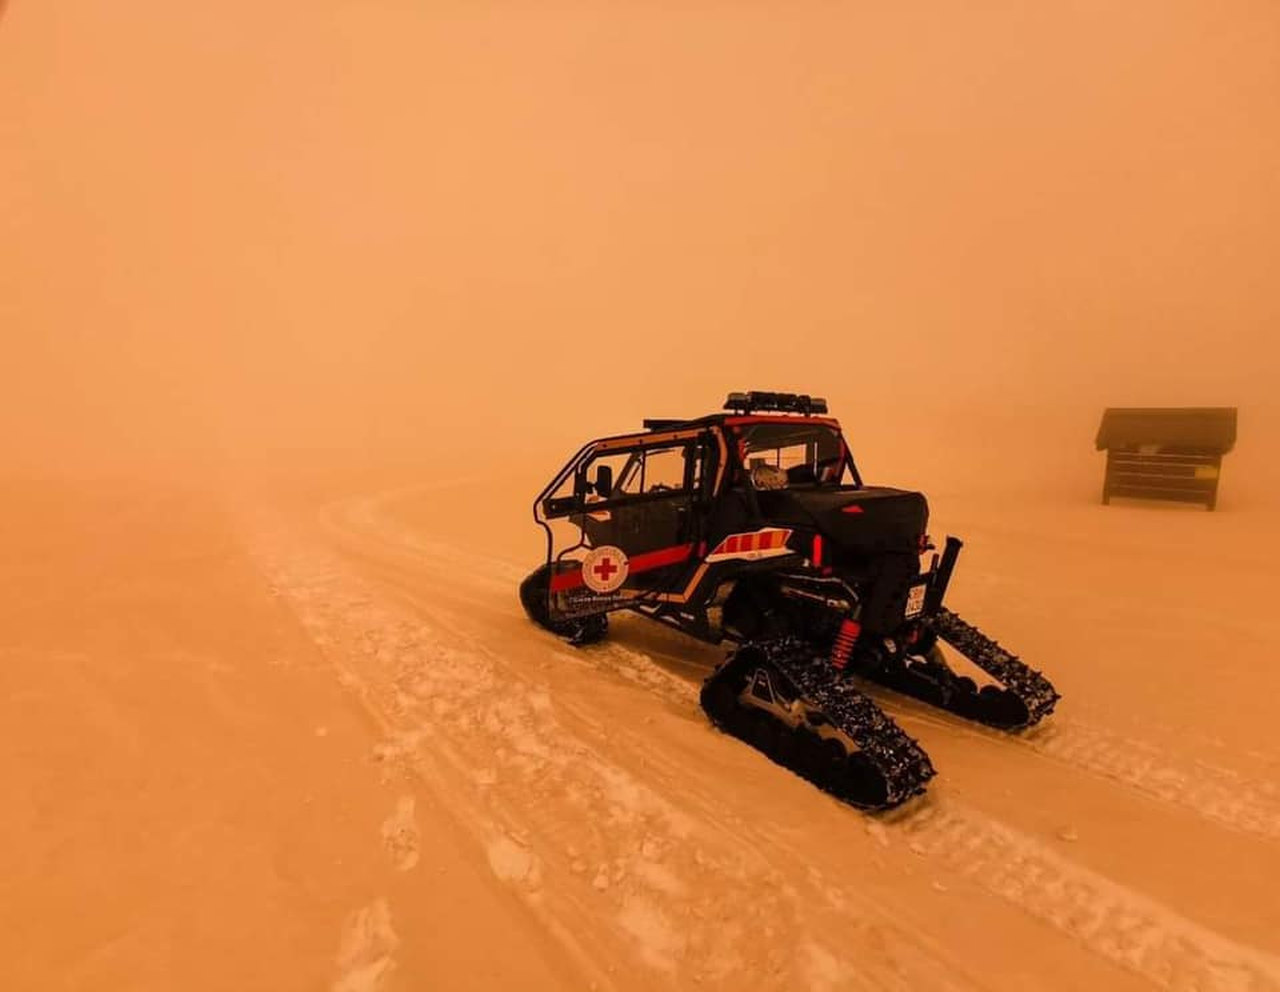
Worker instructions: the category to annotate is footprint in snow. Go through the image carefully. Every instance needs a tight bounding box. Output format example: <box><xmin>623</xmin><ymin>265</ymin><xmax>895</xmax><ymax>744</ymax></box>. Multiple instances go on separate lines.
<box><xmin>380</xmin><ymin>795</ymin><xmax>420</xmax><ymax>871</ymax></box>
<box><xmin>332</xmin><ymin>898</ymin><xmax>399</xmax><ymax>992</ymax></box>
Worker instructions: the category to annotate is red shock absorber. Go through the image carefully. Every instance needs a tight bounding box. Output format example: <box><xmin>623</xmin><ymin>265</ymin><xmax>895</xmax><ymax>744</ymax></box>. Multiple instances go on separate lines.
<box><xmin>830</xmin><ymin>618</ymin><xmax>862</xmax><ymax>671</ymax></box>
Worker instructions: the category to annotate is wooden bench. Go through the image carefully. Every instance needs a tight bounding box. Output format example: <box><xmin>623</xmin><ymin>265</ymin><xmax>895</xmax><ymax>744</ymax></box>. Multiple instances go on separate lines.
<box><xmin>1095</xmin><ymin>408</ymin><xmax>1237</xmax><ymax>511</ymax></box>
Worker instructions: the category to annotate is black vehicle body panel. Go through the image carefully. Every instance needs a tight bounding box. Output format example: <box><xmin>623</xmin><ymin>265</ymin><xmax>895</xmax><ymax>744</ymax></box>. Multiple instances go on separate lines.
<box><xmin>531</xmin><ymin>405</ymin><xmax>946</xmax><ymax>646</ymax></box>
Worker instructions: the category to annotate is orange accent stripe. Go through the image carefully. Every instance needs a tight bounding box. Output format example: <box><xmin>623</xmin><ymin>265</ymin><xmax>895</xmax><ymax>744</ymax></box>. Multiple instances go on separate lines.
<box><xmin>594</xmin><ymin>429</ymin><xmax>704</xmax><ymax>452</ymax></box>
<box><xmin>724</xmin><ymin>415</ymin><xmax>841</xmax><ymax>429</ymax></box>
<box><xmin>710</xmin><ymin>528</ymin><xmax>797</xmax><ymax>558</ymax></box>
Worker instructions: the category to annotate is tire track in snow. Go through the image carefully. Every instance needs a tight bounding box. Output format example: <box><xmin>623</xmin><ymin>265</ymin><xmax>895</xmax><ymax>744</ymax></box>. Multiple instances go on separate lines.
<box><xmin>303</xmin><ymin>486</ymin><xmax>1280</xmax><ymax>990</ymax></box>
<box><xmin>1031</xmin><ymin>720</ymin><xmax>1280</xmax><ymax>842</ymax></box>
<box><xmin>890</xmin><ymin>700</ymin><xmax>1280</xmax><ymax>843</ymax></box>
<box><xmin>249</xmin><ymin>517</ymin><xmax>981</xmax><ymax>992</ymax></box>
<box><xmin>894</xmin><ymin>802</ymin><xmax>1280</xmax><ymax>992</ymax></box>
<box><xmin>253</xmin><ymin>531</ymin><xmax>619</xmax><ymax>991</ymax></box>
<box><xmin>559</xmin><ymin>666</ymin><xmax>1280</xmax><ymax>992</ymax></box>
<box><xmin>321</xmin><ymin>483</ymin><xmax>1280</xmax><ymax>844</ymax></box>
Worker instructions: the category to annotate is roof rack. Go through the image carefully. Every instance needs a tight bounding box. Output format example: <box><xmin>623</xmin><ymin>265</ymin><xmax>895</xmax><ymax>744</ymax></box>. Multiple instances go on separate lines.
<box><xmin>724</xmin><ymin>391</ymin><xmax>828</xmax><ymax>416</ymax></box>
<box><xmin>642</xmin><ymin>418</ymin><xmax>689</xmax><ymax>431</ymax></box>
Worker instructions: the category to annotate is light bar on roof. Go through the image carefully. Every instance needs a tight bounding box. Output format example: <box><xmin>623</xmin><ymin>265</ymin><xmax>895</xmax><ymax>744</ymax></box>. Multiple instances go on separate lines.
<box><xmin>724</xmin><ymin>391</ymin><xmax>828</xmax><ymax>416</ymax></box>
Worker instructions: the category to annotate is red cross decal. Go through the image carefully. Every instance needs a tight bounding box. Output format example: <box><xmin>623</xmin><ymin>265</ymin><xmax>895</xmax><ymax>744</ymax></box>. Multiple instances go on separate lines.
<box><xmin>593</xmin><ymin>556</ymin><xmax>619</xmax><ymax>583</ymax></box>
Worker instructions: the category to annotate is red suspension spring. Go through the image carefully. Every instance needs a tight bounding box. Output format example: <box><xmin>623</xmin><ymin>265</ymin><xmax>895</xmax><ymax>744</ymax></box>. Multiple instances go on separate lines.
<box><xmin>830</xmin><ymin>619</ymin><xmax>862</xmax><ymax>671</ymax></box>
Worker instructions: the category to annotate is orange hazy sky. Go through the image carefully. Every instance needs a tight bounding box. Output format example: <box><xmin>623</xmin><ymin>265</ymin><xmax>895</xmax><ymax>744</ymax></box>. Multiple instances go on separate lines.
<box><xmin>2</xmin><ymin>0</ymin><xmax>1276</xmax><ymax>476</ymax></box>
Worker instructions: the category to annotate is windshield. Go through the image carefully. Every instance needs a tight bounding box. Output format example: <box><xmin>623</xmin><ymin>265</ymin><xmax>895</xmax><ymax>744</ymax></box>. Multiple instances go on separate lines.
<box><xmin>734</xmin><ymin>422</ymin><xmax>854</xmax><ymax>488</ymax></box>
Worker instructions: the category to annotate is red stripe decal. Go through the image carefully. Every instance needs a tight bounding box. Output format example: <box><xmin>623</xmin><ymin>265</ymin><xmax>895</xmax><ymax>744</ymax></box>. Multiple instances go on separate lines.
<box><xmin>548</xmin><ymin>544</ymin><xmax>694</xmax><ymax>594</ymax></box>
<box><xmin>549</xmin><ymin>568</ymin><xmax>584</xmax><ymax>593</ymax></box>
<box><xmin>630</xmin><ymin>543</ymin><xmax>694</xmax><ymax>573</ymax></box>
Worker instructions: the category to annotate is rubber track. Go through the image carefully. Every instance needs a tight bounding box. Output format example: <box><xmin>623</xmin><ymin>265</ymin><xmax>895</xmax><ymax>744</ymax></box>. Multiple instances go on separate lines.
<box><xmin>928</xmin><ymin>607</ymin><xmax>1061</xmax><ymax>728</ymax></box>
<box><xmin>702</xmin><ymin>638</ymin><xmax>936</xmax><ymax>809</ymax></box>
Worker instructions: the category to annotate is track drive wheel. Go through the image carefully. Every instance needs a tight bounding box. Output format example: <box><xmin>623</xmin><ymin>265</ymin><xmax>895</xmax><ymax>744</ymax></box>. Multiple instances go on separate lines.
<box><xmin>519</xmin><ymin>564</ymin><xmax>609</xmax><ymax>646</ymax></box>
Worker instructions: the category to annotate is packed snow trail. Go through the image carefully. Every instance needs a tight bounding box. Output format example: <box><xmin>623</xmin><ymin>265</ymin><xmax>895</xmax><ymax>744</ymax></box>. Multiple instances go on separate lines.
<box><xmin>236</xmin><ymin>478</ymin><xmax>1280</xmax><ymax>991</ymax></box>
<box><xmin>0</xmin><ymin>482</ymin><xmax>582</xmax><ymax>992</ymax></box>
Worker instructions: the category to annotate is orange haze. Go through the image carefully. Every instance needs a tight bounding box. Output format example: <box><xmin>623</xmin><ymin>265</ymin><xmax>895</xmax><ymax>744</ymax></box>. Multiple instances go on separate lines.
<box><xmin>2</xmin><ymin>0</ymin><xmax>1276</xmax><ymax>484</ymax></box>
<box><xmin>4</xmin><ymin>5</ymin><xmax>1280</xmax><ymax>991</ymax></box>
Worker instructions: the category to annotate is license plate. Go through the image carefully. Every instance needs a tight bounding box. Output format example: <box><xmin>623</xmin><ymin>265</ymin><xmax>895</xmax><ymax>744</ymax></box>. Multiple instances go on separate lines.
<box><xmin>905</xmin><ymin>583</ymin><xmax>927</xmax><ymax>618</ymax></box>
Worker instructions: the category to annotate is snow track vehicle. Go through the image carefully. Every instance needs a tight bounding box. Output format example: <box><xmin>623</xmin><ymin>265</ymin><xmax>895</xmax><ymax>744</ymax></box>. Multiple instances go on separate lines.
<box><xmin>520</xmin><ymin>392</ymin><xmax>1060</xmax><ymax>810</ymax></box>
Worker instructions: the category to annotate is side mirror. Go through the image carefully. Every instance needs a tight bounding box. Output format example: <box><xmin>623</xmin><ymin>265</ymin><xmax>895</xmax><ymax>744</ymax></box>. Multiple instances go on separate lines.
<box><xmin>593</xmin><ymin>464</ymin><xmax>613</xmax><ymax>497</ymax></box>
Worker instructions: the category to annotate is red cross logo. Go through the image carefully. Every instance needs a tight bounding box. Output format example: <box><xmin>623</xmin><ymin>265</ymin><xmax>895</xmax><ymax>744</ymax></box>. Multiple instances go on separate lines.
<box><xmin>582</xmin><ymin>545</ymin><xmax>628</xmax><ymax>593</ymax></box>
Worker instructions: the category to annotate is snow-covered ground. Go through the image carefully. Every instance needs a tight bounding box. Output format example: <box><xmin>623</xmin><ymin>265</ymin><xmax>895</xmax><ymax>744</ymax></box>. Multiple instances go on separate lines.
<box><xmin>4</xmin><ymin>0</ymin><xmax>1276</xmax><ymax>986</ymax></box>
<box><xmin>8</xmin><ymin>451</ymin><xmax>1274</xmax><ymax>992</ymax></box>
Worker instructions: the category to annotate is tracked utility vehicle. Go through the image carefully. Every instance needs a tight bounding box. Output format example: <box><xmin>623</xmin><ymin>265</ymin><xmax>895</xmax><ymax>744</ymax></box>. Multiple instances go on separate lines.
<box><xmin>520</xmin><ymin>392</ymin><xmax>1060</xmax><ymax>809</ymax></box>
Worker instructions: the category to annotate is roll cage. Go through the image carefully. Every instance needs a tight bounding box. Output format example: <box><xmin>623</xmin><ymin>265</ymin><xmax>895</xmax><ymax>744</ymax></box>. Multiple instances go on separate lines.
<box><xmin>532</xmin><ymin>416</ymin><xmax>864</xmax><ymax>571</ymax></box>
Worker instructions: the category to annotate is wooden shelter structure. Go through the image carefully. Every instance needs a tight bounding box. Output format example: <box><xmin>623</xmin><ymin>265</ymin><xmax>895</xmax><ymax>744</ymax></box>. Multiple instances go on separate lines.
<box><xmin>1095</xmin><ymin>407</ymin><xmax>1237</xmax><ymax>510</ymax></box>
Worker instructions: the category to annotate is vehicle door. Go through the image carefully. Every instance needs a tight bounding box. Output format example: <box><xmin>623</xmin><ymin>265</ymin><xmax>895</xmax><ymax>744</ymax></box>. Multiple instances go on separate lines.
<box><xmin>575</xmin><ymin>433</ymin><xmax>714</xmax><ymax>592</ymax></box>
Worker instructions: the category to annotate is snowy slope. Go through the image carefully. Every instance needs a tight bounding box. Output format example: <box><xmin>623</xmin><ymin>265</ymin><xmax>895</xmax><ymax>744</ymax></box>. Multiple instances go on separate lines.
<box><xmin>3</xmin><ymin>464</ymin><xmax>1277</xmax><ymax>991</ymax></box>
<box><xmin>239</xmin><ymin>471</ymin><xmax>1280</xmax><ymax>992</ymax></box>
